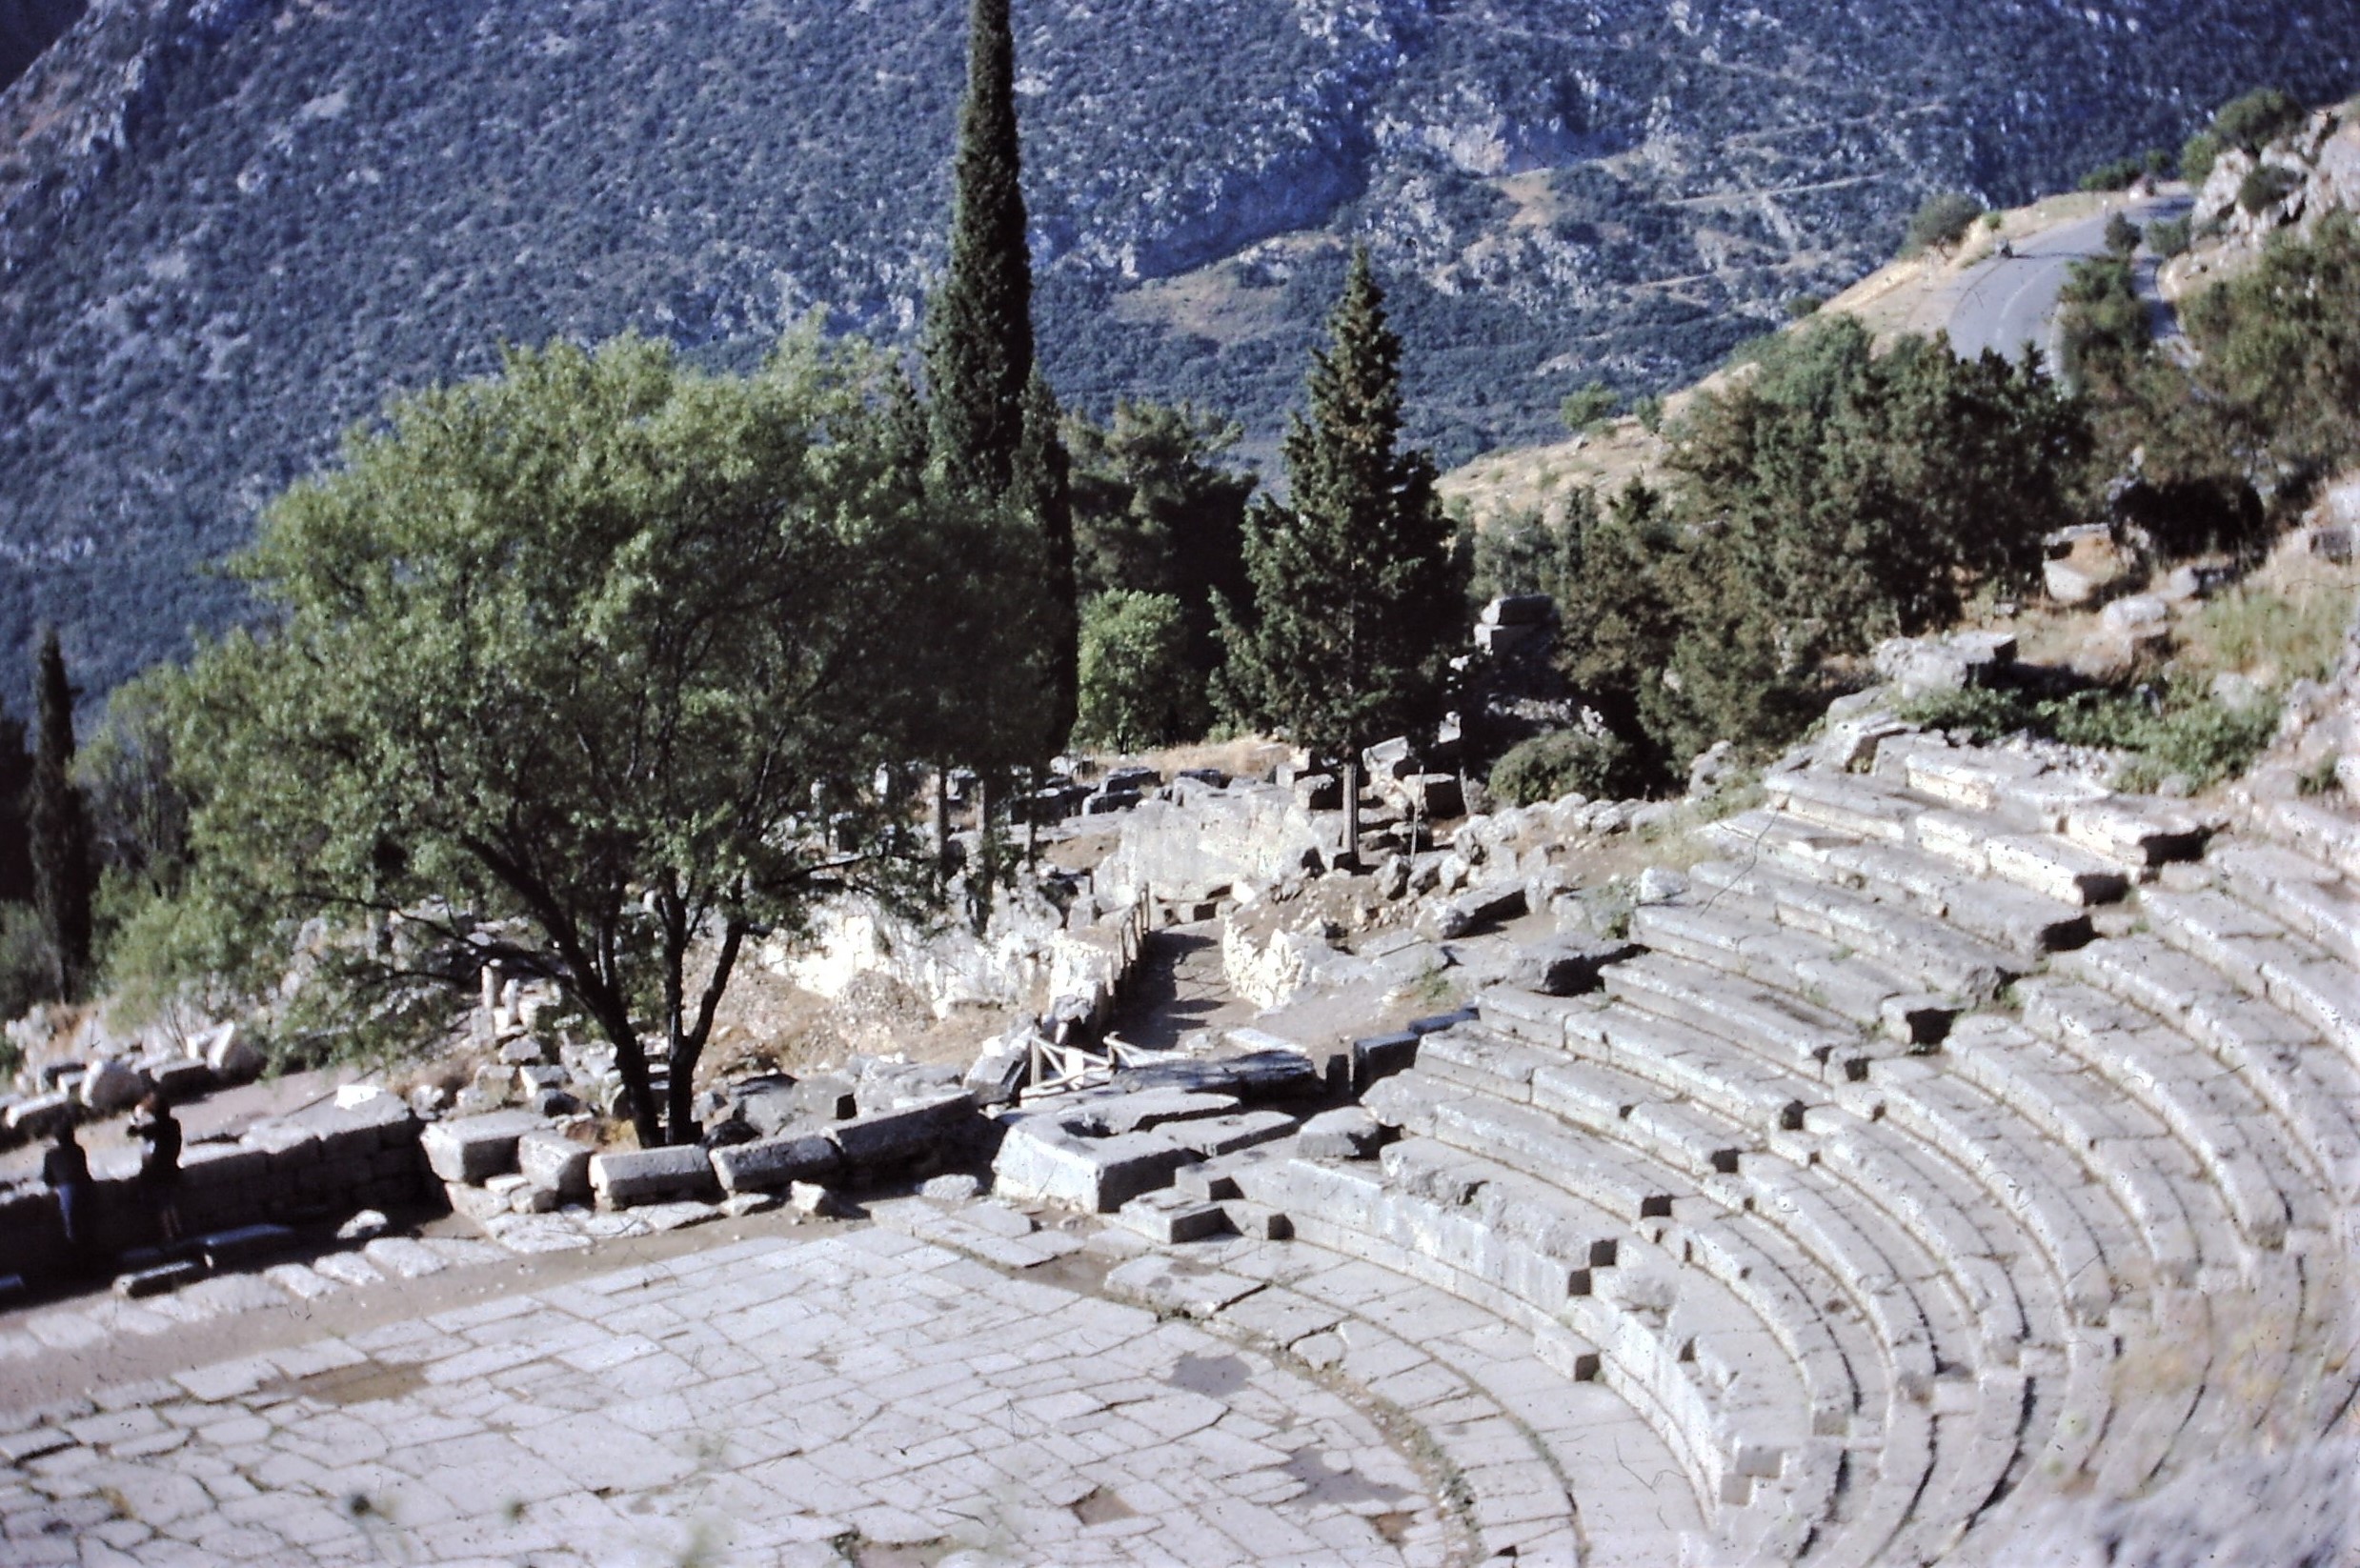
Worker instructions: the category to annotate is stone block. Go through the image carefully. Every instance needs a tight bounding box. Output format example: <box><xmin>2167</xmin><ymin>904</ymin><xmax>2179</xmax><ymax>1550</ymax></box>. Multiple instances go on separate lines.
<box><xmin>197</xmin><ymin>1224</ymin><xmax>295</xmax><ymax>1270</ymax></box>
<box><xmin>419</xmin><ymin>1110</ymin><xmax>542</xmax><ymax>1185</ymax></box>
<box><xmin>5</xmin><ymin>1092</ymin><xmax>72</xmax><ymax>1140</ymax></box>
<box><xmin>2101</xmin><ymin>593</ymin><xmax>2168</xmax><ymax>632</ymax></box>
<box><xmin>150</xmin><ymin>1058</ymin><xmax>215</xmax><ymax>1103</ymax></box>
<box><xmin>515</xmin><ymin>1130</ymin><xmax>594</xmax><ymax>1201</ymax></box>
<box><xmin>833</xmin><ymin>1092</ymin><xmax>975</xmax><ymax>1174</ymax></box>
<box><xmin>1510</xmin><ymin>936</ymin><xmax>1640</xmax><ymax>996</ymax></box>
<box><xmin>1114</xmin><ymin>1191</ymin><xmax>1227</xmax><ymax>1244</ymax></box>
<box><xmin>1222</xmin><ymin>1200</ymin><xmax>1292</xmax><ymax>1240</ymax></box>
<box><xmin>709</xmin><ymin>1134</ymin><xmax>840</xmax><ymax>1195</ymax></box>
<box><xmin>115</xmin><ymin>1261</ymin><xmax>204</xmax><ymax>1298</ymax></box>
<box><xmin>1417</xmin><ymin>880</ymin><xmax>1525</xmax><ymax>940</ymax></box>
<box><xmin>1064</xmin><ymin>1089</ymin><xmax>1240</xmax><ymax>1136</ymax></box>
<box><xmin>962</xmin><ymin>1037</ymin><xmax>1030</xmax><ymax>1107</ymax></box>
<box><xmin>589</xmin><ymin>1145</ymin><xmax>719</xmax><ymax>1209</ymax></box>
<box><xmin>199</xmin><ymin>1024</ymin><xmax>264</xmax><ymax>1085</ymax></box>
<box><xmin>1162</xmin><ymin>1110</ymin><xmax>1297</xmax><ymax>1156</ymax></box>
<box><xmin>2045</xmin><ymin>558</ymin><xmax>2100</xmax><ymax>604</ymax></box>
<box><xmin>1298</xmin><ymin>1107</ymin><xmax>1383</xmax><ymax>1160</ymax></box>
<box><xmin>80</xmin><ymin>1056</ymin><xmax>149</xmax><ymax>1115</ymax></box>
<box><xmin>919</xmin><ymin>1173</ymin><xmax>982</xmax><ymax>1201</ymax></box>
<box><xmin>1351</xmin><ymin>1031</ymin><xmax>1422</xmax><ymax>1090</ymax></box>
<box><xmin>1124</xmin><ymin>1040</ymin><xmax>1322</xmax><ymax>1100</ymax></box>
<box><xmin>992</xmin><ymin>1120</ymin><xmax>1196</xmax><ymax>1212</ymax></box>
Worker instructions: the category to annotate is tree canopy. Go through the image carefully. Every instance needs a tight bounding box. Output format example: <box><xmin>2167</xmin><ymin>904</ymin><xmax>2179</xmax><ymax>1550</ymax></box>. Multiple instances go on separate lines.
<box><xmin>1220</xmin><ymin>250</ymin><xmax>1460</xmax><ymax>765</ymax></box>
<box><xmin>140</xmin><ymin>333</ymin><xmax>936</xmax><ymax>1146</ymax></box>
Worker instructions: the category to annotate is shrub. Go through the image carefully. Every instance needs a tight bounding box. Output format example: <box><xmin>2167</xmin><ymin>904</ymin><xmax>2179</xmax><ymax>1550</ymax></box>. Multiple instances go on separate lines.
<box><xmin>1901</xmin><ymin>679</ymin><xmax>2277</xmax><ymax>791</ymax></box>
<box><xmin>2181</xmin><ymin>131</ymin><xmax>2222</xmax><ymax>187</ymax></box>
<box><xmin>2080</xmin><ymin>156</ymin><xmax>2145</xmax><ymax>192</ymax></box>
<box><xmin>1905</xmin><ymin>191</ymin><xmax>1984</xmax><ymax>254</ymax></box>
<box><xmin>1784</xmin><ymin>295</ymin><xmax>1824</xmax><ymax>319</ymax></box>
<box><xmin>1489</xmin><ymin>725</ymin><xmax>1643</xmax><ymax>805</ymax></box>
<box><xmin>2238</xmin><ymin>164</ymin><xmax>2302</xmax><ymax>215</ymax></box>
<box><xmin>2104</xmin><ymin>212</ymin><xmax>2143</xmax><ymax>256</ymax></box>
<box><xmin>1077</xmin><ymin>591</ymin><xmax>1205</xmax><ymax>752</ymax></box>
<box><xmin>2147</xmin><ymin>216</ymin><xmax>2191</xmax><ymax>258</ymax></box>
<box><xmin>1560</xmin><ymin>381</ymin><xmax>1619</xmax><ymax>432</ymax></box>
<box><xmin>2212</xmin><ymin>88</ymin><xmax>2306</xmax><ymax>153</ymax></box>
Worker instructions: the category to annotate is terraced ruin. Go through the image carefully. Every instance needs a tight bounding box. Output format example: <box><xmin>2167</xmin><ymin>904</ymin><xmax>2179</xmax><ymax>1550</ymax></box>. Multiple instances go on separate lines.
<box><xmin>9</xmin><ymin>644</ymin><xmax>2360</xmax><ymax>1564</ymax></box>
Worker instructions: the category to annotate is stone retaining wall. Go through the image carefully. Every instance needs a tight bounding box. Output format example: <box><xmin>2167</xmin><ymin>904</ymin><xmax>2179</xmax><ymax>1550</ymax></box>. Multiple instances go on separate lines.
<box><xmin>0</xmin><ymin>1090</ymin><xmax>430</xmax><ymax>1283</ymax></box>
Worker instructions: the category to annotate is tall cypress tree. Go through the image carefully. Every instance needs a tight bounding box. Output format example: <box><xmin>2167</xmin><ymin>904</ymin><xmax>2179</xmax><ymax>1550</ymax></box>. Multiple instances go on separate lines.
<box><xmin>28</xmin><ymin>627</ymin><xmax>92</xmax><ymax>999</ymax></box>
<box><xmin>922</xmin><ymin>0</ymin><xmax>1078</xmax><ymax>854</ymax></box>
<box><xmin>0</xmin><ymin>714</ymin><xmax>31</xmax><ymax>907</ymax></box>
<box><xmin>1220</xmin><ymin>249</ymin><xmax>1460</xmax><ymax>863</ymax></box>
<box><xmin>925</xmin><ymin>0</ymin><xmax>1034</xmax><ymax>500</ymax></box>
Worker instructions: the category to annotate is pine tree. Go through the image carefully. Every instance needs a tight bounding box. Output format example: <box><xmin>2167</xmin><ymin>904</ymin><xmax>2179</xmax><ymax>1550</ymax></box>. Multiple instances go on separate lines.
<box><xmin>1220</xmin><ymin>249</ymin><xmax>1460</xmax><ymax>863</ymax></box>
<box><xmin>919</xmin><ymin>0</ymin><xmax>1078</xmax><ymax>870</ymax></box>
<box><xmin>924</xmin><ymin>0</ymin><xmax>1033</xmax><ymax>501</ymax></box>
<box><xmin>28</xmin><ymin>627</ymin><xmax>92</xmax><ymax>999</ymax></box>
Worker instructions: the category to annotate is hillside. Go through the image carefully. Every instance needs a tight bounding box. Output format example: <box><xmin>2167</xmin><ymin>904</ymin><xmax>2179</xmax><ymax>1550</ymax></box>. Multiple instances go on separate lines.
<box><xmin>2</xmin><ymin>1</ymin><xmax>2359</xmax><ymax>699</ymax></box>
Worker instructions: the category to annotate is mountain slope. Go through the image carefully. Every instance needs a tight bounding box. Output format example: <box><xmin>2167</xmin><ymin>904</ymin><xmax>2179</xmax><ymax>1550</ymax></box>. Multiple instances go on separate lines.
<box><xmin>3</xmin><ymin>0</ymin><xmax>2358</xmax><ymax>698</ymax></box>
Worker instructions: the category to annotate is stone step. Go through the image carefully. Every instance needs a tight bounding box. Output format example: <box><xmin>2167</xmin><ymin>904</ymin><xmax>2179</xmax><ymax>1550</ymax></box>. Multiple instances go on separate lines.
<box><xmin>1629</xmin><ymin>902</ymin><xmax>1954</xmax><ymax>1041</ymax></box>
<box><xmin>1241</xmin><ymin>1140</ymin><xmax>1824</xmax><ymax>1520</ymax></box>
<box><xmin>1600</xmin><ymin>952</ymin><xmax>1866</xmax><ymax>1077</ymax></box>
<box><xmin>2213</xmin><ymin>840</ymin><xmax>2360</xmax><ymax>971</ymax></box>
<box><xmin>1684</xmin><ymin>854</ymin><xmax>2020</xmax><ymax>1003</ymax></box>
<box><xmin>2143</xmin><ymin>888</ymin><xmax>2360</xmax><ymax>1064</ymax></box>
<box><xmin>1857</xmin><ymin>1059</ymin><xmax>2128</xmax><ymax>1323</ymax></box>
<box><xmin>2012</xmin><ymin>980</ymin><xmax>2307</xmax><ymax>1252</ymax></box>
<box><xmin>1362</xmin><ymin>1069</ymin><xmax>1684</xmax><ymax>1223</ymax></box>
<box><xmin>1563</xmin><ymin>1000</ymin><xmax>1827</xmax><ymax>1134</ymax></box>
<box><xmin>1936</xmin><ymin>1015</ymin><xmax>2219</xmax><ymax>1282</ymax></box>
<box><xmin>2253</xmin><ymin>794</ymin><xmax>2360</xmax><ymax>883</ymax></box>
<box><xmin>1769</xmin><ymin>769</ymin><xmax>2144</xmax><ymax>906</ymax></box>
<box><xmin>2059</xmin><ymin>932</ymin><xmax>2360</xmax><ymax>1206</ymax></box>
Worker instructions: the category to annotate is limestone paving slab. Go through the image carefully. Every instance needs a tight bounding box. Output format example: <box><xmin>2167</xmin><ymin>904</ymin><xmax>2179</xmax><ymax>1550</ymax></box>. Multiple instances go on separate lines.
<box><xmin>3</xmin><ymin>1231</ymin><xmax>1453</xmax><ymax>1567</ymax></box>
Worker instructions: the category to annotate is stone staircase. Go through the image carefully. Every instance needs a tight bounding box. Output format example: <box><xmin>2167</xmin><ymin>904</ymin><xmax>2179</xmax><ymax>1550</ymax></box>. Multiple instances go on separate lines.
<box><xmin>1085</xmin><ymin>729</ymin><xmax>2360</xmax><ymax>1564</ymax></box>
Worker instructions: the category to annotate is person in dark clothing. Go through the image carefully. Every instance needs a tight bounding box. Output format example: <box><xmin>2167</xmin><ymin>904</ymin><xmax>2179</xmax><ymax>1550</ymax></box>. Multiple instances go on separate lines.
<box><xmin>41</xmin><ymin>1123</ymin><xmax>92</xmax><ymax>1272</ymax></box>
<box><xmin>132</xmin><ymin>1091</ymin><xmax>184</xmax><ymax>1246</ymax></box>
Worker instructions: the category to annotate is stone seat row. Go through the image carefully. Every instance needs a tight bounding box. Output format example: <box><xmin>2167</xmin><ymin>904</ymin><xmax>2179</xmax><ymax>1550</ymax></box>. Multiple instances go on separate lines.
<box><xmin>1343</xmin><ymin>1069</ymin><xmax>2033</xmax><ymax>1568</ymax></box>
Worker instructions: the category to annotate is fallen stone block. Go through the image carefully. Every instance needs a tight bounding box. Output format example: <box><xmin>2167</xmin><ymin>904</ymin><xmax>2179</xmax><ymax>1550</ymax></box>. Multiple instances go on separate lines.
<box><xmin>919</xmin><ymin>1173</ymin><xmax>983</xmax><ymax>1201</ymax></box>
<box><xmin>5</xmin><ymin>1093</ymin><xmax>73</xmax><ymax>1140</ymax></box>
<box><xmin>149</xmin><ymin>1058</ymin><xmax>215</xmax><ymax>1103</ymax></box>
<box><xmin>445</xmin><ymin>1182</ymin><xmax>513</xmax><ymax>1223</ymax></box>
<box><xmin>789</xmin><ymin>1182</ymin><xmax>848</xmax><ymax>1217</ymax></box>
<box><xmin>115</xmin><ymin>1261</ymin><xmax>205</xmax><ymax>1298</ymax></box>
<box><xmin>710</xmin><ymin>1134</ymin><xmax>841</xmax><ymax>1195</ymax></box>
<box><xmin>419</xmin><ymin>1110</ymin><xmax>543</xmax><ymax>1185</ymax></box>
<box><xmin>80</xmin><ymin>1057</ymin><xmax>149</xmax><ymax>1115</ymax></box>
<box><xmin>1417</xmin><ymin>880</ymin><xmax>1526</xmax><ymax>940</ymax></box>
<box><xmin>963</xmin><ymin>1037</ymin><xmax>1030</xmax><ymax>1107</ymax></box>
<box><xmin>992</xmin><ymin>1120</ymin><xmax>1197</xmax><ymax>1212</ymax></box>
<box><xmin>198</xmin><ymin>1024</ymin><xmax>264</xmax><ymax>1085</ymax></box>
<box><xmin>197</xmin><ymin>1224</ymin><xmax>295</xmax><ymax>1271</ymax></box>
<box><xmin>1508</xmin><ymin>935</ymin><xmax>1642</xmax><ymax>996</ymax></box>
<box><xmin>833</xmin><ymin>1092</ymin><xmax>977</xmax><ymax>1174</ymax></box>
<box><xmin>1115</xmin><ymin>1190</ymin><xmax>1228</xmax><ymax>1245</ymax></box>
<box><xmin>589</xmin><ymin>1145</ymin><xmax>719</xmax><ymax>1209</ymax></box>
<box><xmin>1297</xmin><ymin>1107</ymin><xmax>1383</xmax><ymax>1160</ymax></box>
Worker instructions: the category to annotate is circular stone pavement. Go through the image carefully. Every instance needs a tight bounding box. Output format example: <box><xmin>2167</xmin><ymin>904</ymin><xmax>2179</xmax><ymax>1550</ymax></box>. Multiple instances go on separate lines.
<box><xmin>1</xmin><ymin>1230</ymin><xmax>1446</xmax><ymax>1566</ymax></box>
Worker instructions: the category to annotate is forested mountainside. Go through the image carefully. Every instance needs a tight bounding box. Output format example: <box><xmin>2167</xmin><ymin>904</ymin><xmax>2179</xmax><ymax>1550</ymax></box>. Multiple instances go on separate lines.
<box><xmin>0</xmin><ymin>0</ymin><xmax>79</xmax><ymax>92</ymax></box>
<box><xmin>1</xmin><ymin>0</ymin><xmax>2357</xmax><ymax>698</ymax></box>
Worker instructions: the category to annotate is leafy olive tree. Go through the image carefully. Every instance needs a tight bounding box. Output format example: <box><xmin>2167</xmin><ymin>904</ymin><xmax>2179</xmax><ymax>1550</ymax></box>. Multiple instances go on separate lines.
<box><xmin>141</xmin><ymin>333</ymin><xmax>936</xmax><ymax>1146</ymax></box>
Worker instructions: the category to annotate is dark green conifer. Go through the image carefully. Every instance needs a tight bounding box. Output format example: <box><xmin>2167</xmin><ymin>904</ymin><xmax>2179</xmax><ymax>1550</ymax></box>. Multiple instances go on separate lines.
<box><xmin>1220</xmin><ymin>249</ymin><xmax>1459</xmax><ymax>862</ymax></box>
<box><xmin>924</xmin><ymin>0</ymin><xmax>1033</xmax><ymax>500</ymax></box>
<box><xmin>1015</xmin><ymin>367</ymin><xmax>1078</xmax><ymax>764</ymax></box>
<box><xmin>28</xmin><ymin>628</ymin><xmax>92</xmax><ymax>999</ymax></box>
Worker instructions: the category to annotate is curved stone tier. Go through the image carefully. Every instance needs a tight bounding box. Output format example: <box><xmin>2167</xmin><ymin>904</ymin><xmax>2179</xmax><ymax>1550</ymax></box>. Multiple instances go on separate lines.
<box><xmin>1122</xmin><ymin>730</ymin><xmax>2360</xmax><ymax>1564</ymax></box>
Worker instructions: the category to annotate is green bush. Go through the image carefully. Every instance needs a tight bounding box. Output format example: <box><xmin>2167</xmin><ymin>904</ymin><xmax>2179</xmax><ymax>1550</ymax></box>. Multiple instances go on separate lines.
<box><xmin>2147</xmin><ymin>216</ymin><xmax>2191</xmax><ymax>258</ymax></box>
<box><xmin>2181</xmin><ymin>131</ymin><xmax>2223</xmax><ymax>186</ymax></box>
<box><xmin>1904</xmin><ymin>191</ymin><xmax>1984</xmax><ymax>254</ymax></box>
<box><xmin>2212</xmin><ymin>88</ymin><xmax>2306</xmax><ymax>153</ymax></box>
<box><xmin>1076</xmin><ymin>591</ymin><xmax>1205</xmax><ymax>753</ymax></box>
<box><xmin>2238</xmin><ymin>164</ymin><xmax>2302</xmax><ymax>215</ymax></box>
<box><xmin>2104</xmin><ymin>212</ymin><xmax>2143</xmax><ymax>256</ymax></box>
<box><xmin>2080</xmin><ymin>156</ymin><xmax>2145</xmax><ymax>192</ymax></box>
<box><xmin>1897</xmin><ymin>679</ymin><xmax>2278</xmax><ymax>791</ymax></box>
<box><xmin>1559</xmin><ymin>381</ymin><xmax>1619</xmax><ymax>432</ymax></box>
<box><xmin>1489</xmin><ymin>726</ymin><xmax>1643</xmax><ymax>805</ymax></box>
<box><xmin>1784</xmin><ymin>295</ymin><xmax>1824</xmax><ymax>319</ymax></box>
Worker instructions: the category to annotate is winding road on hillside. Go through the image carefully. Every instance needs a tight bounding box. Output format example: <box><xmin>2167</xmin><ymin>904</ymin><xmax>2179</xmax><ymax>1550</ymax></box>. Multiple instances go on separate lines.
<box><xmin>1939</xmin><ymin>192</ymin><xmax>2191</xmax><ymax>367</ymax></box>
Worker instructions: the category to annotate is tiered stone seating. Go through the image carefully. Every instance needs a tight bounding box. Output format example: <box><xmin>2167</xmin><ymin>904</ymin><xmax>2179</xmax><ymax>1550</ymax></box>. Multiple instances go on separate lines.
<box><xmin>1095</xmin><ymin>728</ymin><xmax>2360</xmax><ymax>1562</ymax></box>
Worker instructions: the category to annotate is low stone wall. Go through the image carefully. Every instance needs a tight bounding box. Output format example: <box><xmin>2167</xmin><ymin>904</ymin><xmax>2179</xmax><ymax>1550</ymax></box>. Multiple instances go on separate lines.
<box><xmin>0</xmin><ymin>1090</ymin><xmax>431</xmax><ymax>1284</ymax></box>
